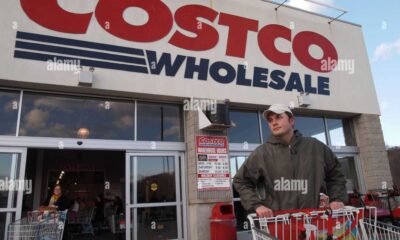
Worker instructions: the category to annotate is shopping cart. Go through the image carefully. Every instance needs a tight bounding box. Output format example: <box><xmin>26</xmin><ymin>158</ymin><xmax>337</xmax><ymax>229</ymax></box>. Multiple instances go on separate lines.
<box><xmin>362</xmin><ymin>217</ymin><xmax>400</xmax><ymax>240</ymax></box>
<box><xmin>68</xmin><ymin>207</ymin><xmax>96</xmax><ymax>236</ymax></box>
<box><xmin>6</xmin><ymin>210</ymin><xmax>68</xmax><ymax>240</ymax></box>
<box><xmin>247</xmin><ymin>206</ymin><xmax>400</xmax><ymax>240</ymax></box>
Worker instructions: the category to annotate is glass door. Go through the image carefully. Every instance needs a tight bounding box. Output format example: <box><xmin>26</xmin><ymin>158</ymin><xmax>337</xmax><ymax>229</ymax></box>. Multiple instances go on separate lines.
<box><xmin>0</xmin><ymin>148</ymin><xmax>27</xmax><ymax>239</ymax></box>
<box><xmin>125</xmin><ymin>152</ymin><xmax>185</xmax><ymax>240</ymax></box>
<box><xmin>336</xmin><ymin>155</ymin><xmax>364</xmax><ymax>193</ymax></box>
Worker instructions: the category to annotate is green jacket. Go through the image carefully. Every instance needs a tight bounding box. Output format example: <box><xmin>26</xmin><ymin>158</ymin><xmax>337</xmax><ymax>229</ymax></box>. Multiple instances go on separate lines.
<box><xmin>233</xmin><ymin>130</ymin><xmax>347</xmax><ymax>212</ymax></box>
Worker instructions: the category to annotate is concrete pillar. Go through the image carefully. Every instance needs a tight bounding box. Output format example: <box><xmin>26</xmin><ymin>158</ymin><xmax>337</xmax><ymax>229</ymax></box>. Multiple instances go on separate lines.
<box><xmin>353</xmin><ymin>114</ymin><xmax>393</xmax><ymax>190</ymax></box>
<box><xmin>184</xmin><ymin>110</ymin><xmax>233</xmax><ymax>240</ymax></box>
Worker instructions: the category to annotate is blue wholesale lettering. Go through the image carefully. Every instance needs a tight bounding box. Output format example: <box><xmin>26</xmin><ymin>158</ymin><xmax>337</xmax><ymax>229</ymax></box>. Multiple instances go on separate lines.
<box><xmin>146</xmin><ymin>51</ymin><xmax>331</xmax><ymax>96</ymax></box>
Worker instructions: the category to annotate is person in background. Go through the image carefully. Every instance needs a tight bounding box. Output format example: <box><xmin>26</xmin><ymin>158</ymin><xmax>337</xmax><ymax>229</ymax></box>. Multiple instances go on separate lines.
<box><xmin>71</xmin><ymin>197</ymin><xmax>80</xmax><ymax>213</ymax></box>
<box><xmin>42</xmin><ymin>184</ymin><xmax>70</xmax><ymax>211</ymax></box>
<box><xmin>113</xmin><ymin>196</ymin><xmax>124</xmax><ymax>240</ymax></box>
<box><xmin>41</xmin><ymin>184</ymin><xmax>70</xmax><ymax>240</ymax></box>
<box><xmin>93</xmin><ymin>194</ymin><xmax>105</xmax><ymax>234</ymax></box>
<box><xmin>113</xmin><ymin>196</ymin><xmax>124</xmax><ymax>215</ymax></box>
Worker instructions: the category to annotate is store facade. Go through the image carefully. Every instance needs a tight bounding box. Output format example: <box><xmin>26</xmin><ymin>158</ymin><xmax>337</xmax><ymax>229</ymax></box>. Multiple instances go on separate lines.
<box><xmin>0</xmin><ymin>0</ymin><xmax>393</xmax><ymax>239</ymax></box>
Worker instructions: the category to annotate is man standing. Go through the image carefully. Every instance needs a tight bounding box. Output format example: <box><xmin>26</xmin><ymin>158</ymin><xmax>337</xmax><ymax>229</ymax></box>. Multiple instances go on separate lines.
<box><xmin>233</xmin><ymin>104</ymin><xmax>347</xmax><ymax>217</ymax></box>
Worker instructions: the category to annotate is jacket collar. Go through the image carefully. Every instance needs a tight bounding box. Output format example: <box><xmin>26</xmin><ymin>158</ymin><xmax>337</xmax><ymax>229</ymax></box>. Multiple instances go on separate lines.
<box><xmin>267</xmin><ymin>129</ymin><xmax>303</xmax><ymax>146</ymax></box>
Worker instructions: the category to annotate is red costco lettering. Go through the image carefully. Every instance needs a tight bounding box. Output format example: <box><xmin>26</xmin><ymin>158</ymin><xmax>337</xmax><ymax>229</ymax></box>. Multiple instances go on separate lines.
<box><xmin>95</xmin><ymin>0</ymin><xmax>173</xmax><ymax>42</ymax></box>
<box><xmin>198</xmin><ymin>137</ymin><xmax>225</xmax><ymax>147</ymax></box>
<box><xmin>258</xmin><ymin>24</ymin><xmax>291</xmax><ymax>66</ymax></box>
<box><xmin>293</xmin><ymin>31</ymin><xmax>338</xmax><ymax>72</ymax></box>
<box><xmin>218</xmin><ymin>12</ymin><xmax>259</xmax><ymax>58</ymax></box>
<box><xmin>20</xmin><ymin>0</ymin><xmax>93</xmax><ymax>33</ymax></box>
<box><xmin>20</xmin><ymin>0</ymin><xmax>338</xmax><ymax>72</ymax></box>
<box><xmin>169</xmin><ymin>5</ymin><xmax>219</xmax><ymax>51</ymax></box>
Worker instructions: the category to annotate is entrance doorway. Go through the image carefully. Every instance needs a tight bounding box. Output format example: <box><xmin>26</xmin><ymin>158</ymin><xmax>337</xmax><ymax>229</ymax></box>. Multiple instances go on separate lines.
<box><xmin>19</xmin><ymin>149</ymin><xmax>186</xmax><ymax>240</ymax></box>
<box><xmin>24</xmin><ymin>149</ymin><xmax>125</xmax><ymax>239</ymax></box>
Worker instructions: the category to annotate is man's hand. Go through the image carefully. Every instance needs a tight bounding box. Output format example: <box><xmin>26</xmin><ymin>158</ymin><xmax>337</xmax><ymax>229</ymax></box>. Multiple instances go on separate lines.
<box><xmin>255</xmin><ymin>205</ymin><xmax>273</xmax><ymax>218</ymax></box>
<box><xmin>329</xmin><ymin>201</ymin><xmax>344</xmax><ymax>210</ymax></box>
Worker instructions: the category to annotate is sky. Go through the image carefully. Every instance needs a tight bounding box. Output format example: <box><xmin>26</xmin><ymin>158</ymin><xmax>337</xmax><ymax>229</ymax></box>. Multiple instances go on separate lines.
<box><xmin>279</xmin><ymin>0</ymin><xmax>400</xmax><ymax>147</ymax></box>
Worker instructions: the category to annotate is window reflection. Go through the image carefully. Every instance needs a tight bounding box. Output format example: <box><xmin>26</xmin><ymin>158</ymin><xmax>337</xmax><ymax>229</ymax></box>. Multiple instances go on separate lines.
<box><xmin>228</xmin><ymin>111</ymin><xmax>260</xmax><ymax>143</ymax></box>
<box><xmin>137</xmin><ymin>156</ymin><xmax>176</xmax><ymax>203</ymax></box>
<box><xmin>136</xmin><ymin>207</ymin><xmax>177</xmax><ymax>240</ymax></box>
<box><xmin>261</xmin><ymin>120</ymin><xmax>272</xmax><ymax>143</ymax></box>
<box><xmin>0</xmin><ymin>90</ymin><xmax>20</xmax><ymax>136</ymax></box>
<box><xmin>338</xmin><ymin>157</ymin><xmax>360</xmax><ymax>193</ymax></box>
<box><xmin>327</xmin><ymin>119</ymin><xmax>346</xmax><ymax>146</ymax></box>
<box><xmin>19</xmin><ymin>93</ymin><xmax>135</xmax><ymax>140</ymax></box>
<box><xmin>0</xmin><ymin>153</ymin><xmax>13</xmax><ymax>208</ymax></box>
<box><xmin>295</xmin><ymin>116</ymin><xmax>327</xmax><ymax>144</ymax></box>
<box><xmin>0</xmin><ymin>153</ymin><xmax>20</xmax><ymax>209</ymax></box>
<box><xmin>137</xmin><ymin>102</ymin><xmax>183</xmax><ymax>142</ymax></box>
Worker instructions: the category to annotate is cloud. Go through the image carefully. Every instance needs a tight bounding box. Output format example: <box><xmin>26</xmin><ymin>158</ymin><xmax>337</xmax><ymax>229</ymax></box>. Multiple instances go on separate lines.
<box><xmin>113</xmin><ymin>115</ymin><xmax>134</xmax><ymax>129</ymax></box>
<box><xmin>286</xmin><ymin>0</ymin><xmax>334</xmax><ymax>12</ymax></box>
<box><xmin>24</xmin><ymin>109</ymin><xmax>49</xmax><ymax>129</ymax></box>
<box><xmin>34</xmin><ymin>97</ymin><xmax>65</xmax><ymax>109</ymax></box>
<box><xmin>163</xmin><ymin>125</ymin><xmax>181</xmax><ymax>138</ymax></box>
<box><xmin>372</xmin><ymin>37</ymin><xmax>400</xmax><ymax>62</ymax></box>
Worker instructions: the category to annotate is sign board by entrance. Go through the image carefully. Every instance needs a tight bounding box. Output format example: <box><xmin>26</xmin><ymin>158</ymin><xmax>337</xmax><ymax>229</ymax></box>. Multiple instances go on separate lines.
<box><xmin>196</xmin><ymin>135</ymin><xmax>230</xmax><ymax>190</ymax></box>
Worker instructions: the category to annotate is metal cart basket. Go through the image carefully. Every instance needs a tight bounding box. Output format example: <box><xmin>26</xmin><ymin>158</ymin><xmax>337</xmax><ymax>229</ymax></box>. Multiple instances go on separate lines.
<box><xmin>7</xmin><ymin>210</ymin><xmax>68</xmax><ymax>240</ymax></box>
<box><xmin>247</xmin><ymin>206</ymin><xmax>400</xmax><ymax>240</ymax></box>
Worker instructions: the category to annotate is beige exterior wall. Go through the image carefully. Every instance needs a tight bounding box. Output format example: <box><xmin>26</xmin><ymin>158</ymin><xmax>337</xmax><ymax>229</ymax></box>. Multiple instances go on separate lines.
<box><xmin>353</xmin><ymin>114</ymin><xmax>393</xmax><ymax>190</ymax></box>
<box><xmin>184</xmin><ymin>110</ymin><xmax>233</xmax><ymax>240</ymax></box>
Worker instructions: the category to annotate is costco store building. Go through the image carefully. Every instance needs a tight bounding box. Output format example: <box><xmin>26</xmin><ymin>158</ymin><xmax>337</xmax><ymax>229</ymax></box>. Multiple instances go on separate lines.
<box><xmin>0</xmin><ymin>0</ymin><xmax>393</xmax><ymax>239</ymax></box>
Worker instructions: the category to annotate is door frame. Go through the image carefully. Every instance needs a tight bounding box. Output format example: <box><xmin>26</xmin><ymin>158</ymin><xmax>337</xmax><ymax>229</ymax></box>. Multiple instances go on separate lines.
<box><xmin>0</xmin><ymin>147</ymin><xmax>27</xmax><ymax>239</ymax></box>
<box><xmin>125</xmin><ymin>151</ymin><xmax>187</xmax><ymax>240</ymax></box>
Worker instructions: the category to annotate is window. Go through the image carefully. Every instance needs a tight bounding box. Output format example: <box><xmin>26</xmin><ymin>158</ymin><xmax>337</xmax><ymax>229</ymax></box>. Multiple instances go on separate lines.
<box><xmin>327</xmin><ymin>118</ymin><xmax>346</xmax><ymax>146</ymax></box>
<box><xmin>261</xmin><ymin>118</ymin><xmax>272</xmax><ymax>143</ymax></box>
<box><xmin>19</xmin><ymin>93</ymin><xmax>135</xmax><ymax>139</ymax></box>
<box><xmin>338</xmin><ymin>157</ymin><xmax>360</xmax><ymax>193</ymax></box>
<box><xmin>136</xmin><ymin>206</ymin><xmax>177</xmax><ymax>239</ymax></box>
<box><xmin>295</xmin><ymin>116</ymin><xmax>327</xmax><ymax>144</ymax></box>
<box><xmin>136</xmin><ymin>102</ymin><xmax>183</xmax><ymax>141</ymax></box>
<box><xmin>136</xmin><ymin>156</ymin><xmax>176</xmax><ymax>203</ymax></box>
<box><xmin>228</xmin><ymin>111</ymin><xmax>261</xmax><ymax>143</ymax></box>
<box><xmin>0</xmin><ymin>90</ymin><xmax>20</xmax><ymax>136</ymax></box>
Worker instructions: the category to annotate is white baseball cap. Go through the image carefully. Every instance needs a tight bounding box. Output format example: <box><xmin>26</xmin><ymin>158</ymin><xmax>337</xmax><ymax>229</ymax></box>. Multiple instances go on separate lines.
<box><xmin>262</xmin><ymin>104</ymin><xmax>293</xmax><ymax>120</ymax></box>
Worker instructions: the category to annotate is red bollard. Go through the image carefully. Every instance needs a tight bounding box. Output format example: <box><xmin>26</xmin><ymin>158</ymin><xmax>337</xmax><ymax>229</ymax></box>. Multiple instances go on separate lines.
<box><xmin>210</xmin><ymin>202</ymin><xmax>237</xmax><ymax>240</ymax></box>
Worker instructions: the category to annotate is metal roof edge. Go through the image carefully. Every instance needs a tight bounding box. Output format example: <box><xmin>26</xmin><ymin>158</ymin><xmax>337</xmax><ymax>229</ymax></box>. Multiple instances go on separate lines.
<box><xmin>259</xmin><ymin>0</ymin><xmax>362</xmax><ymax>28</ymax></box>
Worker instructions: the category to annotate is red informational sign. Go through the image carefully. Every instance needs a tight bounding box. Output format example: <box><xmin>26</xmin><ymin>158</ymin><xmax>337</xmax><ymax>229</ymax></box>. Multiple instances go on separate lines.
<box><xmin>196</xmin><ymin>136</ymin><xmax>230</xmax><ymax>190</ymax></box>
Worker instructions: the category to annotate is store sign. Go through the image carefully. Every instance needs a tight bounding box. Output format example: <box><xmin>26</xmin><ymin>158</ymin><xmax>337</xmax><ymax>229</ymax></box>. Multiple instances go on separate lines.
<box><xmin>196</xmin><ymin>136</ymin><xmax>230</xmax><ymax>190</ymax></box>
<box><xmin>0</xmin><ymin>0</ymin><xmax>381</xmax><ymax>114</ymax></box>
<box><xmin>16</xmin><ymin>0</ymin><xmax>338</xmax><ymax>95</ymax></box>
<box><xmin>21</xmin><ymin>0</ymin><xmax>337</xmax><ymax>73</ymax></box>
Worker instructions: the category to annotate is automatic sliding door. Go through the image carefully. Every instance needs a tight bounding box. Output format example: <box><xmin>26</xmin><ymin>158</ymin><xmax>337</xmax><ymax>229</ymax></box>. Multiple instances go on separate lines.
<box><xmin>125</xmin><ymin>153</ymin><xmax>183</xmax><ymax>240</ymax></box>
<box><xmin>0</xmin><ymin>148</ymin><xmax>27</xmax><ymax>239</ymax></box>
